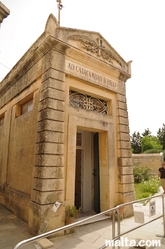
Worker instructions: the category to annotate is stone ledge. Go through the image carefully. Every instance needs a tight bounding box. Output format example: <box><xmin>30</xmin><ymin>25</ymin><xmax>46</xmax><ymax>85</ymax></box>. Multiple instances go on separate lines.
<box><xmin>37</xmin><ymin>238</ymin><xmax>54</xmax><ymax>249</ymax></box>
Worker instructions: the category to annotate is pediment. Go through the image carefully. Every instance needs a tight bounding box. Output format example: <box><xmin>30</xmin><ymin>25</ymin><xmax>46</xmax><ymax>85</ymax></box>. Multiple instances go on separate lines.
<box><xmin>58</xmin><ymin>28</ymin><xmax>131</xmax><ymax>74</ymax></box>
<box><xmin>68</xmin><ymin>34</ymin><xmax>123</xmax><ymax>68</ymax></box>
<box><xmin>45</xmin><ymin>14</ymin><xmax>131</xmax><ymax>74</ymax></box>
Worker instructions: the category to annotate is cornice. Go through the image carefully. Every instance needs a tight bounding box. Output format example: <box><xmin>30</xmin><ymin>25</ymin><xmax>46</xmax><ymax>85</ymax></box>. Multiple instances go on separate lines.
<box><xmin>0</xmin><ymin>36</ymin><xmax>69</xmax><ymax>96</ymax></box>
<box><xmin>0</xmin><ymin>2</ymin><xmax>10</xmax><ymax>23</ymax></box>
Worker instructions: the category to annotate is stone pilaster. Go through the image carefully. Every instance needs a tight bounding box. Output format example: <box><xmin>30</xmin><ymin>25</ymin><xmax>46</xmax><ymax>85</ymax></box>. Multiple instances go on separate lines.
<box><xmin>29</xmin><ymin>50</ymin><xmax>66</xmax><ymax>234</ymax></box>
<box><xmin>116</xmin><ymin>85</ymin><xmax>135</xmax><ymax>216</ymax></box>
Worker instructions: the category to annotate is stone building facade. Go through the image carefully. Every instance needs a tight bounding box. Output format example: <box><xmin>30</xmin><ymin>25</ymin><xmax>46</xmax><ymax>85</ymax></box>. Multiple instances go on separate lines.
<box><xmin>0</xmin><ymin>14</ymin><xmax>135</xmax><ymax>235</ymax></box>
<box><xmin>0</xmin><ymin>1</ymin><xmax>10</xmax><ymax>25</ymax></box>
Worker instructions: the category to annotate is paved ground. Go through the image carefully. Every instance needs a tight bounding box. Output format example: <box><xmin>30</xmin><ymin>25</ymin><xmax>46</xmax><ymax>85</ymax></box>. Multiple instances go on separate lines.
<box><xmin>1</xmin><ymin>195</ymin><xmax>165</xmax><ymax>249</ymax></box>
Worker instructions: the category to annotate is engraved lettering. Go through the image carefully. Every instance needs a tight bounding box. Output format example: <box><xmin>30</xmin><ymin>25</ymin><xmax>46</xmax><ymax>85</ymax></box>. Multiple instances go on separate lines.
<box><xmin>65</xmin><ymin>60</ymin><xmax>117</xmax><ymax>91</ymax></box>
<box><xmin>68</xmin><ymin>62</ymin><xmax>75</xmax><ymax>70</ymax></box>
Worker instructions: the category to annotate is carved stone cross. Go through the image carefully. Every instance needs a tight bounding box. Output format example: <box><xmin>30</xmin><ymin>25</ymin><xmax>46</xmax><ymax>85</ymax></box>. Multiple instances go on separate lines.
<box><xmin>96</xmin><ymin>38</ymin><xmax>104</xmax><ymax>57</ymax></box>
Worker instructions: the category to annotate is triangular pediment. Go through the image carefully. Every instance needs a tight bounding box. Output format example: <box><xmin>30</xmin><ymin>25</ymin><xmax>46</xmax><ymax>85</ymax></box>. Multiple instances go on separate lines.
<box><xmin>45</xmin><ymin>14</ymin><xmax>131</xmax><ymax>74</ymax></box>
<box><xmin>59</xmin><ymin>28</ymin><xmax>125</xmax><ymax>69</ymax></box>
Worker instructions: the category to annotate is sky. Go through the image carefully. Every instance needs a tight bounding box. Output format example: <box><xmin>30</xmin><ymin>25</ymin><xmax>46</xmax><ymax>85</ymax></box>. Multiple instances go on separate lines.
<box><xmin>0</xmin><ymin>0</ymin><xmax>165</xmax><ymax>136</ymax></box>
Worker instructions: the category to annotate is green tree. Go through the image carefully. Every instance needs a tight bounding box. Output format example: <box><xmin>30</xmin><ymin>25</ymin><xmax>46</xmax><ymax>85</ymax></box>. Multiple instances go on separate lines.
<box><xmin>131</xmin><ymin>132</ymin><xmax>142</xmax><ymax>154</ymax></box>
<box><xmin>142</xmin><ymin>128</ymin><xmax>152</xmax><ymax>137</ymax></box>
<box><xmin>157</xmin><ymin>123</ymin><xmax>165</xmax><ymax>150</ymax></box>
<box><xmin>141</xmin><ymin>136</ymin><xmax>162</xmax><ymax>153</ymax></box>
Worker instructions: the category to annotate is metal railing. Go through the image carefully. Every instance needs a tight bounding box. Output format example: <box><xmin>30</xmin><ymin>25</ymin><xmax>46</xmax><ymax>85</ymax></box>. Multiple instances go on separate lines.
<box><xmin>13</xmin><ymin>194</ymin><xmax>165</xmax><ymax>249</ymax></box>
<box><xmin>13</xmin><ymin>207</ymin><xmax>116</xmax><ymax>249</ymax></box>
<box><xmin>100</xmin><ymin>193</ymin><xmax>165</xmax><ymax>249</ymax></box>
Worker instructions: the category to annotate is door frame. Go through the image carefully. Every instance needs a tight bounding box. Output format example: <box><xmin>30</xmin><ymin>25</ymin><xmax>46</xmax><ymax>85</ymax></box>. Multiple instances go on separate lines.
<box><xmin>66</xmin><ymin>115</ymin><xmax>115</xmax><ymax>212</ymax></box>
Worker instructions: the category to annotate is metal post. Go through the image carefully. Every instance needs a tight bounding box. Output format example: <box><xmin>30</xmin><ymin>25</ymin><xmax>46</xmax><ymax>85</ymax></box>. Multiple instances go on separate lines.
<box><xmin>162</xmin><ymin>195</ymin><xmax>165</xmax><ymax>237</ymax></box>
<box><xmin>117</xmin><ymin>208</ymin><xmax>121</xmax><ymax>249</ymax></box>
<box><xmin>57</xmin><ymin>0</ymin><xmax>63</xmax><ymax>26</ymax></box>
<box><xmin>156</xmin><ymin>194</ymin><xmax>165</xmax><ymax>238</ymax></box>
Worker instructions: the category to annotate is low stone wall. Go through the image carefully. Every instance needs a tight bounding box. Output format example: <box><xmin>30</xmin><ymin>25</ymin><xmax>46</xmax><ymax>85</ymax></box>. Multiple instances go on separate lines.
<box><xmin>132</xmin><ymin>153</ymin><xmax>163</xmax><ymax>175</ymax></box>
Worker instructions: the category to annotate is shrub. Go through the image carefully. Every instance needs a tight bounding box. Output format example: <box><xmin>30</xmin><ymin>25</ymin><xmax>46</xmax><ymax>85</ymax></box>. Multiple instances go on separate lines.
<box><xmin>143</xmin><ymin>149</ymin><xmax>163</xmax><ymax>154</ymax></box>
<box><xmin>134</xmin><ymin>176</ymin><xmax>161</xmax><ymax>200</ymax></box>
<box><xmin>142</xmin><ymin>176</ymin><xmax>160</xmax><ymax>194</ymax></box>
<box><xmin>133</xmin><ymin>165</ymin><xmax>151</xmax><ymax>183</ymax></box>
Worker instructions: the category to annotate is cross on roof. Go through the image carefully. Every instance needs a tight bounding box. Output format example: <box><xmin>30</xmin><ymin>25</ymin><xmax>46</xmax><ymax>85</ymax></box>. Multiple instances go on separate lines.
<box><xmin>57</xmin><ymin>0</ymin><xmax>63</xmax><ymax>26</ymax></box>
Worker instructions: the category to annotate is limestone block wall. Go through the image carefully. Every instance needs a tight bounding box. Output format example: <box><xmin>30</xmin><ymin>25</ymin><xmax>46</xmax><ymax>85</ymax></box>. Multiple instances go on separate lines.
<box><xmin>0</xmin><ymin>83</ymin><xmax>39</xmax><ymax>221</ymax></box>
<box><xmin>132</xmin><ymin>154</ymin><xmax>163</xmax><ymax>175</ymax></box>
<box><xmin>28</xmin><ymin>49</ymin><xmax>66</xmax><ymax>235</ymax></box>
<box><xmin>116</xmin><ymin>82</ymin><xmax>135</xmax><ymax>217</ymax></box>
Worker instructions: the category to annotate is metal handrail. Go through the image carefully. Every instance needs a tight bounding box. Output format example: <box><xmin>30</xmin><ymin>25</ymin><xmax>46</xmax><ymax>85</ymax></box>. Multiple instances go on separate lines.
<box><xmin>13</xmin><ymin>206</ymin><xmax>116</xmax><ymax>249</ymax></box>
<box><xmin>115</xmin><ymin>194</ymin><xmax>165</xmax><ymax>239</ymax></box>
<box><xmin>13</xmin><ymin>194</ymin><xmax>165</xmax><ymax>249</ymax></box>
<box><xmin>100</xmin><ymin>193</ymin><xmax>165</xmax><ymax>249</ymax></box>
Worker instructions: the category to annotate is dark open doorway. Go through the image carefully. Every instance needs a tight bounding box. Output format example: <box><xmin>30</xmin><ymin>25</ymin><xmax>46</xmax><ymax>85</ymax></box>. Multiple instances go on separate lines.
<box><xmin>93</xmin><ymin>132</ymin><xmax>100</xmax><ymax>213</ymax></box>
<box><xmin>74</xmin><ymin>131</ymin><xmax>100</xmax><ymax>213</ymax></box>
<box><xmin>75</xmin><ymin>149</ymin><xmax>82</xmax><ymax>209</ymax></box>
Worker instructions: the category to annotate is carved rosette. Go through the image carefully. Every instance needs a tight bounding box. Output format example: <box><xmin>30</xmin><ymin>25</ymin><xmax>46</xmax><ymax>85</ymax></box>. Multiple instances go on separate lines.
<box><xmin>68</xmin><ymin>35</ymin><xmax>123</xmax><ymax>67</ymax></box>
<box><xmin>69</xmin><ymin>91</ymin><xmax>108</xmax><ymax>114</ymax></box>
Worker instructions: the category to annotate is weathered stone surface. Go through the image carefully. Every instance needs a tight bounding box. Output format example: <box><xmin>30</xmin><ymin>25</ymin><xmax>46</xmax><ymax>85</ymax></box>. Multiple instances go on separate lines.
<box><xmin>118</xmin><ymin>166</ymin><xmax>133</xmax><ymax>175</ymax></box>
<box><xmin>118</xmin><ymin>140</ymin><xmax>131</xmax><ymax>149</ymax></box>
<box><xmin>40</xmin><ymin>88</ymin><xmax>65</xmax><ymax>102</ymax></box>
<box><xmin>119</xmin><ymin>149</ymin><xmax>132</xmax><ymax>157</ymax></box>
<box><xmin>37</xmin><ymin>238</ymin><xmax>54</xmax><ymax>249</ymax></box>
<box><xmin>36</xmin><ymin>142</ymin><xmax>64</xmax><ymax>154</ymax></box>
<box><xmin>35</xmin><ymin>154</ymin><xmax>64</xmax><ymax>166</ymax></box>
<box><xmin>117</xmin><ymin>124</ymin><xmax>130</xmax><ymax>133</ymax></box>
<box><xmin>33</xmin><ymin>178</ymin><xmax>64</xmax><ymax>191</ymax></box>
<box><xmin>31</xmin><ymin>190</ymin><xmax>64</xmax><ymax>204</ymax></box>
<box><xmin>37</xmin><ymin>120</ymin><xmax>64</xmax><ymax>132</ymax></box>
<box><xmin>118</xmin><ymin>109</ymin><xmax>128</xmax><ymax>118</ymax></box>
<box><xmin>40</xmin><ymin>98</ymin><xmax>64</xmax><ymax>112</ymax></box>
<box><xmin>117</xmin><ymin>93</ymin><xmax>126</xmax><ymax>102</ymax></box>
<box><xmin>118</xmin><ymin>183</ymin><xmax>134</xmax><ymax>193</ymax></box>
<box><xmin>118</xmin><ymin>157</ymin><xmax>133</xmax><ymax>167</ymax></box>
<box><xmin>38</xmin><ymin>109</ymin><xmax>64</xmax><ymax>122</ymax></box>
<box><xmin>119</xmin><ymin>132</ymin><xmax>130</xmax><ymax>141</ymax></box>
<box><xmin>118</xmin><ymin>116</ymin><xmax>129</xmax><ymax>125</ymax></box>
<box><xmin>36</xmin><ymin>131</ymin><xmax>64</xmax><ymax>143</ymax></box>
<box><xmin>118</xmin><ymin>101</ymin><xmax>127</xmax><ymax>110</ymax></box>
<box><xmin>132</xmin><ymin>153</ymin><xmax>163</xmax><ymax>174</ymax></box>
<box><xmin>0</xmin><ymin>2</ymin><xmax>10</xmax><ymax>24</ymax></box>
<box><xmin>42</xmin><ymin>68</ymin><xmax>65</xmax><ymax>82</ymax></box>
<box><xmin>41</xmin><ymin>77</ymin><xmax>65</xmax><ymax>92</ymax></box>
<box><xmin>119</xmin><ymin>175</ymin><xmax>134</xmax><ymax>184</ymax></box>
<box><xmin>33</xmin><ymin>166</ymin><xmax>64</xmax><ymax>178</ymax></box>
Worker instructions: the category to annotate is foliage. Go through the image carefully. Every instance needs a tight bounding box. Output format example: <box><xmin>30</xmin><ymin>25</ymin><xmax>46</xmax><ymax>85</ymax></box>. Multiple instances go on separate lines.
<box><xmin>134</xmin><ymin>176</ymin><xmax>161</xmax><ymax>200</ymax></box>
<box><xmin>65</xmin><ymin>205</ymin><xmax>79</xmax><ymax>220</ymax></box>
<box><xmin>157</xmin><ymin>123</ymin><xmax>165</xmax><ymax>150</ymax></box>
<box><xmin>133</xmin><ymin>165</ymin><xmax>151</xmax><ymax>183</ymax></box>
<box><xmin>131</xmin><ymin>132</ymin><xmax>142</xmax><ymax>154</ymax></box>
<box><xmin>130</xmin><ymin>126</ymin><xmax>165</xmax><ymax>154</ymax></box>
<box><xmin>141</xmin><ymin>136</ymin><xmax>162</xmax><ymax>153</ymax></box>
<box><xmin>142</xmin><ymin>128</ymin><xmax>152</xmax><ymax>137</ymax></box>
<box><xmin>142</xmin><ymin>149</ymin><xmax>163</xmax><ymax>154</ymax></box>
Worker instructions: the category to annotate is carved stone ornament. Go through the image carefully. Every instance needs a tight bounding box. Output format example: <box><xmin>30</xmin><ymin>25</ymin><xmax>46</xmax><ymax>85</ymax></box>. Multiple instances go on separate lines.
<box><xmin>68</xmin><ymin>35</ymin><xmax>122</xmax><ymax>67</ymax></box>
<box><xmin>69</xmin><ymin>90</ymin><xmax>108</xmax><ymax>114</ymax></box>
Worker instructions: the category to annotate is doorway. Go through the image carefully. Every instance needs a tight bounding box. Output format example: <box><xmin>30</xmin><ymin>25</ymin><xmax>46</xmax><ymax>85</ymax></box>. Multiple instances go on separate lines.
<box><xmin>74</xmin><ymin>131</ymin><xmax>100</xmax><ymax>213</ymax></box>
